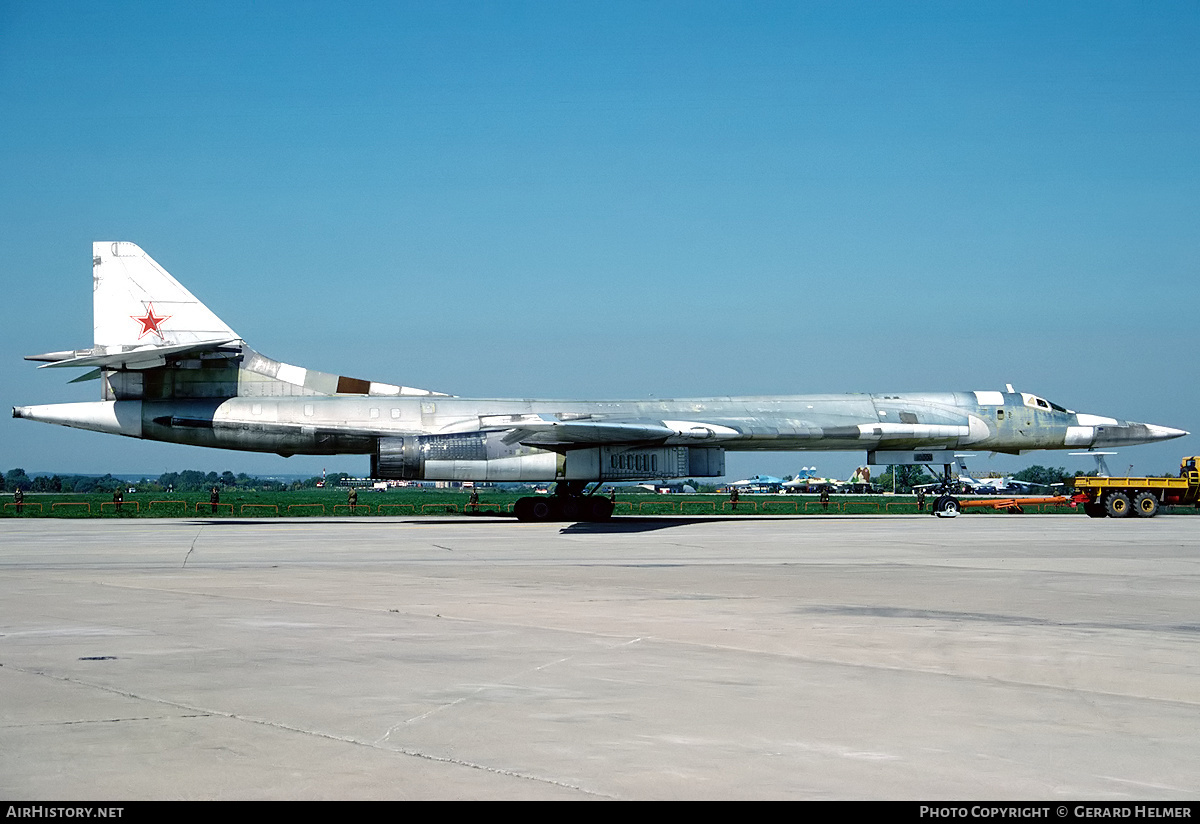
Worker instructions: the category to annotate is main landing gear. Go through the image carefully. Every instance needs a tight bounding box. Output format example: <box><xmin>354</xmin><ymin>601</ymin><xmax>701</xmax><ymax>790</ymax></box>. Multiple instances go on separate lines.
<box><xmin>514</xmin><ymin>481</ymin><xmax>615</xmax><ymax>523</ymax></box>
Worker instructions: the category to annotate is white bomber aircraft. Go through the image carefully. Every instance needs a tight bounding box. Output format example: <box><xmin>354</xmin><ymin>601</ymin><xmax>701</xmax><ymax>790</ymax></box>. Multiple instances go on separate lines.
<box><xmin>14</xmin><ymin>243</ymin><xmax>1188</xmax><ymax>520</ymax></box>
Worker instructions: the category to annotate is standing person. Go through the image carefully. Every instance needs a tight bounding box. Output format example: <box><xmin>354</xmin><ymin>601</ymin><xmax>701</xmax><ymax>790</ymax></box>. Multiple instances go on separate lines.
<box><xmin>916</xmin><ymin>488</ymin><xmax>926</xmax><ymax>512</ymax></box>
<box><xmin>210</xmin><ymin>486</ymin><xmax>220</xmax><ymax>514</ymax></box>
<box><xmin>348</xmin><ymin>487</ymin><xmax>358</xmax><ymax>511</ymax></box>
<box><xmin>468</xmin><ymin>487</ymin><xmax>479</xmax><ymax>513</ymax></box>
<box><xmin>730</xmin><ymin>486</ymin><xmax>739</xmax><ymax>511</ymax></box>
<box><xmin>13</xmin><ymin>487</ymin><xmax>23</xmax><ymax>514</ymax></box>
<box><xmin>113</xmin><ymin>487</ymin><xmax>123</xmax><ymax>513</ymax></box>
<box><xmin>820</xmin><ymin>485</ymin><xmax>830</xmax><ymax>512</ymax></box>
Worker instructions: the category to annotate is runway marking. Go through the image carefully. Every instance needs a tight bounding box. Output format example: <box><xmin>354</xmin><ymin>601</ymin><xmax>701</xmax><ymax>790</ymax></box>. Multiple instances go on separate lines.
<box><xmin>3</xmin><ymin>662</ymin><xmax>611</xmax><ymax>799</ymax></box>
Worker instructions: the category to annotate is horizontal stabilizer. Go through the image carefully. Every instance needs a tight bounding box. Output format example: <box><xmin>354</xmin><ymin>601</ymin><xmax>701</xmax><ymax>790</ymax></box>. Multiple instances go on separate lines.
<box><xmin>31</xmin><ymin>339</ymin><xmax>240</xmax><ymax>370</ymax></box>
<box><xmin>68</xmin><ymin>369</ymin><xmax>102</xmax><ymax>384</ymax></box>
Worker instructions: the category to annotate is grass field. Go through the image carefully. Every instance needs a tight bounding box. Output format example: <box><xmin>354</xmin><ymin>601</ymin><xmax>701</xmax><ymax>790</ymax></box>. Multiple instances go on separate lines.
<box><xmin>0</xmin><ymin>488</ymin><xmax>1131</xmax><ymax>518</ymax></box>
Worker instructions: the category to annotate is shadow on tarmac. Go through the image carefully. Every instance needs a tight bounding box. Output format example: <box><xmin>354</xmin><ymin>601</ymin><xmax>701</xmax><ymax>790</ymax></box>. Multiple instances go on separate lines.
<box><xmin>183</xmin><ymin>515</ymin><xmax>807</xmax><ymax>532</ymax></box>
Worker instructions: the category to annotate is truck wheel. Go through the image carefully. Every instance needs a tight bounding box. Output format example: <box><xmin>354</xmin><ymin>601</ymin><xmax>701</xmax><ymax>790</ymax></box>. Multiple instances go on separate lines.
<box><xmin>1104</xmin><ymin>491</ymin><xmax>1132</xmax><ymax>518</ymax></box>
<box><xmin>1133</xmin><ymin>492</ymin><xmax>1159</xmax><ymax>518</ymax></box>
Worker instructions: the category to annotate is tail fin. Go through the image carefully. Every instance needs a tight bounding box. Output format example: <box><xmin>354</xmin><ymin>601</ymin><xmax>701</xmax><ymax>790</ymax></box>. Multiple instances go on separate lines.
<box><xmin>26</xmin><ymin>242</ymin><xmax>450</xmax><ymax>401</ymax></box>
<box><xmin>93</xmin><ymin>242</ymin><xmax>239</xmax><ymax>351</ymax></box>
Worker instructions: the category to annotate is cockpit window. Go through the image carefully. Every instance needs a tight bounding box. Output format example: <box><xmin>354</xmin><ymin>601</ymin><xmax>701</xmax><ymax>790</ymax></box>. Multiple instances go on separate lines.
<box><xmin>1022</xmin><ymin>393</ymin><xmax>1068</xmax><ymax>413</ymax></box>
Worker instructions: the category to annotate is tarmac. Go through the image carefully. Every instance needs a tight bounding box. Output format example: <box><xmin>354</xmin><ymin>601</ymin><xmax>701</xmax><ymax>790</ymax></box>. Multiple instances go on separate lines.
<box><xmin>1</xmin><ymin>514</ymin><xmax>1198</xmax><ymax>800</ymax></box>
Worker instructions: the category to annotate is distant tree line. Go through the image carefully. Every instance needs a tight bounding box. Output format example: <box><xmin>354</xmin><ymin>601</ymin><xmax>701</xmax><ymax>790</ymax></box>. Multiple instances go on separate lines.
<box><xmin>2</xmin><ymin>468</ymin><xmax>354</xmax><ymax>494</ymax></box>
<box><xmin>1011</xmin><ymin>466</ymin><xmax>1077</xmax><ymax>487</ymax></box>
<box><xmin>2</xmin><ymin>465</ymin><xmax>1167</xmax><ymax>496</ymax></box>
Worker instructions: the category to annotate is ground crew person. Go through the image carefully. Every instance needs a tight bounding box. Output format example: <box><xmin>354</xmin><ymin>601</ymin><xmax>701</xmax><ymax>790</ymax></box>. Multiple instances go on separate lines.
<box><xmin>468</xmin><ymin>488</ymin><xmax>479</xmax><ymax>513</ymax></box>
<box><xmin>820</xmin><ymin>485</ymin><xmax>830</xmax><ymax>511</ymax></box>
<box><xmin>730</xmin><ymin>486</ymin><xmax>739</xmax><ymax>510</ymax></box>
<box><xmin>113</xmin><ymin>488</ymin><xmax>123</xmax><ymax>513</ymax></box>
<box><xmin>210</xmin><ymin>486</ymin><xmax>220</xmax><ymax>514</ymax></box>
<box><xmin>14</xmin><ymin>487</ymin><xmax>24</xmax><ymax>514</ymax></box>
<box><xmin>916</xmin><ymin>488</ymin><xmax>926</xmax><ymax>512</ymax></box>
<box><xmin>348</xmin><ymin>488</ymin><xmax>358</xmax><ymax>510</ymax></box>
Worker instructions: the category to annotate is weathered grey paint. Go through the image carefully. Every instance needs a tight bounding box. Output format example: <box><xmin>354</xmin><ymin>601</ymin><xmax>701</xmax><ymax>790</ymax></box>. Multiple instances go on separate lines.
<box><xmin>14</xmin><ymin>343</ymin><xmax>1187</xmax><ymax>481</ymax></box>
<box><xmin>15</xmin><ymin>242</ymin><xmax>1188</xmax><ymax>482</ymax></box>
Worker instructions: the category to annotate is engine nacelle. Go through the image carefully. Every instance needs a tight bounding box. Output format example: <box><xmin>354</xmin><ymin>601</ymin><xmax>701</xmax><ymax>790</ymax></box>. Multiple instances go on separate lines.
<box><xmin>567</xmin><ymin>445</ymin><xmax>725</xmax><ymax>480</ymax></box>
<box><xmin>372</xmin><ymin>433</ymin><xmax>559</xmax><ymax>481</ymax></box>
<box><xmin>373</xmin><ymin>434</ymin><xmax>724</xmax><ymax>482</ymax></box>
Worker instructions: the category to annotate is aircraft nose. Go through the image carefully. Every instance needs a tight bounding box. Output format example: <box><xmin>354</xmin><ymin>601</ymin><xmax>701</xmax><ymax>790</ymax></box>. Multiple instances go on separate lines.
<box><xmin>1090</xmin><ymin>421</ymin><xmax>1189</xmax><ymax>448</ymax></box>
<box><xmin>1141</xmin><ymin>423</ymin><xmax>1189</xmax><ymax>442</ymax></box>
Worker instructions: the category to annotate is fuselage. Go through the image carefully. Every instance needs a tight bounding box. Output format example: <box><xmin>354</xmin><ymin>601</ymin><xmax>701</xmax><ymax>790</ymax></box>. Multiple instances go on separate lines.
<box><xmin>17</xmin><ymin>242</ymin><xmax>1189</xmax><ymax>487</ymax></box>
<box><xmin>13</xmin><ymin>388</ymin><xmax>1182</xmax><ymax>461</ymax></box>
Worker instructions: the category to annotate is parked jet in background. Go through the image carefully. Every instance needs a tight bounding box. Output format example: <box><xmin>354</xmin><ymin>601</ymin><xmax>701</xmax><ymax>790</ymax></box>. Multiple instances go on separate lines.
<box><xmin>780</xmin><ymin>469</ymin><xmax>841</xmax><ymax>493</ymax></box>
<box><xmin>730</xmin><ymin>474</ymin><xmax>787</xmax><ymax>493</ymax></box>
<box><xmin>953</xmin><ymin>475</ymin><xmax>1053</xmax><ymax>495</ymax></box>
<box><xmin>14</xmin><ymin>243</ymin><xmax>1188</xmax><ymax>520</ymax></box>
<box><xmin>780</xmin><ymin>466</ymin><xmax>873</xmax><ymax>493</ymax></box>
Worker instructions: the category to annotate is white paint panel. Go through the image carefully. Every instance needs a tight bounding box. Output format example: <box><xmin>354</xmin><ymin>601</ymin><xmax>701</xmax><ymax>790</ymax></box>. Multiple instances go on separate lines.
<box><xmin>1076</xmin><ymin>413</ymin><xmax>1118</xmax><ymax>426</ymax></box>
<box><xmin>965</xmin><ymin>415</ymin><xmax>991</xmax><ymax>444</ymax></box>
<box><xmin>856</xmin><ymin>423</ymin><xmax>969</xmax><ymax>440</ymax></box>
<box><xmin>276</xmin><ymin>363</ymin><xmax>307</xmax><ymax>386</ymax></box>
<box><xmin>1066</xmin><ymin>426</ymin><xmax>1095</xmax><ymax>446</ymax></box>
<box><xmin>973</xmin><ymin>391</ymin><xmax>1004</xmax><ymax>406</ymax></box>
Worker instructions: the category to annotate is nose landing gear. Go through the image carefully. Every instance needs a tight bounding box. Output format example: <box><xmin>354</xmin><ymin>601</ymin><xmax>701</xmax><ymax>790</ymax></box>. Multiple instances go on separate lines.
<box><xmin>930</xmin><ymin>461</ymin><xmax>961</xmax><ymax>518</ymax></box>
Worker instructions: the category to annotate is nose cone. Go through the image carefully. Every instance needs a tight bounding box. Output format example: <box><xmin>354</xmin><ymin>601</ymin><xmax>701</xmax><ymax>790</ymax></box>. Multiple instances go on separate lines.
<box><xmin>1092</xmin><ymin>420</ymin><xmax>1189</xmax><ymax>448</ymax></box>
<box><xmin>1140</xmin><ymin>423</ymin><xmax>1190</xmax><ymax>442</ymax></box>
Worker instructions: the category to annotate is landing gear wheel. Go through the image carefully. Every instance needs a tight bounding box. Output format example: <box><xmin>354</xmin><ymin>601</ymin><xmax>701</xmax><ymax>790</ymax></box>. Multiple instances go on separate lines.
<box><xmin>1133</xmin><ymin>491</ymin><xmax>1159</xmax><ymax>518</ymax></box>
<box><xmin>1083</xmin><ymin>502</ymin><xmax>1106</xmax><ymax>518</ymax></box>
<box><xmin>592</xmin><ymin>496</ymin><xmax>614</xmax><ymax>522</ymax></box>
<box><xmin>558</xmin><ymin>497</ymin><xmax>582</xmax><ymax>522</ymax></box>
<box><xmin>514</xmin><ymin>497</ymin><xmax>534</xmax><ymax>521</ymax></box>
<box><xmin>514</xmin><ymin>496</ymin><xmax>557</xmax><ymax>522</ymax></box>
<box><xmin>530</xmin><ymin>498</ymin><xmax>557</xmax><ymax>521</ymax></box>
<box><xmin>1104</xmin><ymin>491</ymin><xmax>1131</xmax><ymax>518</ymax></box>
<box><xmin>934</xmin><ymin>495</ymin><xmax>960</xmax><ymax>516</ymax></box>
<box><xmin>933</xmin><ymin>497</ymin><xmax>959</xmax><ymax>516</ymax></box>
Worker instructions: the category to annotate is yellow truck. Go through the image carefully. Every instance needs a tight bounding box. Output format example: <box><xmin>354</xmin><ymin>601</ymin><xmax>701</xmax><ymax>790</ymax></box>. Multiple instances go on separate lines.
<box><xmin>1072</xmin><ymin>456</ymin><xmax>1200</xmax><ymax>518</ymax></box>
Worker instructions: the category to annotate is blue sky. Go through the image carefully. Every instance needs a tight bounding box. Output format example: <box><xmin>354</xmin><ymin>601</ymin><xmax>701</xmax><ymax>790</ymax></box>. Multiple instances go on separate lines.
<box><xmin>2</xmin><ymin>1</ymin><xmax>1197</xmax><ymax>481</ymax></box>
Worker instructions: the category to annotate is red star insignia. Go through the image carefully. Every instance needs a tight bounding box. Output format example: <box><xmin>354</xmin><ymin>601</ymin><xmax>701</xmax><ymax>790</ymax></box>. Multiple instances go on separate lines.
<box><xmin>131</xmin><ymin>303</ymin><xmax>171</xmax><ymax>339</ymax></box>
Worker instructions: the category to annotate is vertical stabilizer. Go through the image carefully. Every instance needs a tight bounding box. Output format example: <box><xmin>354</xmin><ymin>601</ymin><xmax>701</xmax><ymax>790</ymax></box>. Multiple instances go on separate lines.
<box><xmin>93</xmin><ymin>242</ymin><xmax>239</xmax><ymax>351</ymax></box>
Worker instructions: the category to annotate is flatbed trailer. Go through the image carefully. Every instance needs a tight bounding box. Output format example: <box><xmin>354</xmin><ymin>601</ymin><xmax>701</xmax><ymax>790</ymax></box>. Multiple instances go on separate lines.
<box><xmin>960</xmin><ymin>495</ymin><xmax>1071</xmax><ymax>514</ymax></box>
<box><xmin>1072</xmin><ymin>456</ymin><xmax>1200</xmax><ymax>518</ymax></box>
